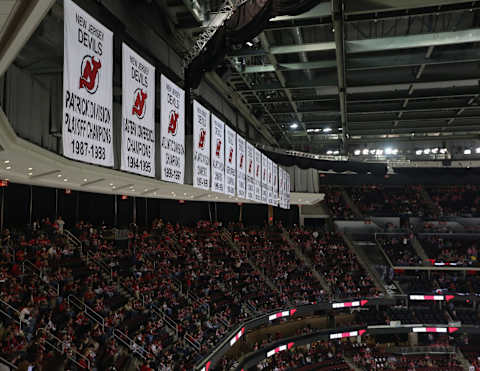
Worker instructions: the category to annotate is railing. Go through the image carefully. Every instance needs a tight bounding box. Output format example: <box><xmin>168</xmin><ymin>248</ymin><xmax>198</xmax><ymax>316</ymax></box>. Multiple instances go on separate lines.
<box><xmin>113</xmin><ymin>329</ymin><xmax>150</xmax><ymax>361</ymax></box>
<box><xmin>86</xmin><ymin>251</ymin><xmax>114</xmax><ymax>282</ymax></box>
<box><xmin>184</xmin><ymin>333</ymin><xmax>201</xmax><ymax>352</ymax></box>
<box><xmin>0</xmin><ymin>356</ymin><xmax>17</xmax><ymax>370</ymax></box>
<box><xmin>188</xmin><ymin>292</ymin><xmax>210</xmax><ymax>317</ymax></box>
<box><xmin>152</xmin><ymin>304</ymin><xmax>179</xmax><ymax>338</ymax></box>
<box><xmin>37</xmin><ymin>328</ymin><xmax>90</xmax><ymax>369</ymax></box>
<box><xmin>388</xmin><ymin>345</ymin><xmax>456</xmax><ymax>355</ymax></box>
<box><xmin>218</xmin><ymin>315</ymin><xmax>230</xmax><ymax>328</ymax></box>
<box><xmin>22</xmin><ymin>259</ymin><xmax>59</xmax><ymax>296</ymax></box>
<box><xmin>67</xmin><ymin>295</ymin><xmax>105</xmax><ymax>330</ymax></box>
<box><xmin>64</xmin><ymin>229</ymin><xmax>82</xmax><ymax>251</ymax></box>
<box><xmin>0</xmin><ymin>298</ymin><xmax>21</xmax><ymax>330</ymax></box>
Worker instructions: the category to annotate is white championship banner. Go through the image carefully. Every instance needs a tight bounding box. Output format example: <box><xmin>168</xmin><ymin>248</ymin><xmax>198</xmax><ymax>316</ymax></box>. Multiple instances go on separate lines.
<box><xmin>160</xmin><ymin>75</ymin><xmax>185</xmax><ymax>184</ymax></box>
<box><xmin>236</xmin><ymin>135</ymin><xmax>246</xmax><ymax>199</ymax></box>
<box><xmin>272</xmin><ymin>162</ymin><xmax>278</xmax><ymax>206</ymax></box>
<box><xmin>63</xmin><ymin>0</ymin><xmax>113</xmax><ymax>166</ymax></box>
<box><xmin>261</xmin><ymin>153</ymin><xmax>268</xmax><ymax>204</ymax></box>
<box><xmin>279</xmin><ymin>167</ymin><xmax>285</xmax><ymax>209</ymax></box>
<box><xmin>211</xmin><ymin>115</ymin><xmax>225</xmax><ymax>193</ymax></box>
<box><xmin>193</xmin><ymin>100</ymin><xmax>210</xmax><ymax>190</ymax></box>
<box><xmin>246</xmin><ymin>141</ymin><xmax>255</xmax><ymax>201</ymax></box>
<box><xmin>267</xmin><ymin>158</ymin><xmax>273</xmax><ymax>205</ymax></box>
<box><xmin>225</xmin><ymin>125</ymin><xmax>236</xmax><ymax>197</ymax></box>
<box><xmin>254</xmin><ymin>148</ymin><xmax>262</xmax><ymax>202</ymax></box>
<box><xmin>121</xmin><ymin>44</ymin><xmax>155</xmax><ymax>177</ymax></box>
<box><xmin>286</xmin><ymin>171</ymin><xmax>291</xmax><ymax>209</ymax></box>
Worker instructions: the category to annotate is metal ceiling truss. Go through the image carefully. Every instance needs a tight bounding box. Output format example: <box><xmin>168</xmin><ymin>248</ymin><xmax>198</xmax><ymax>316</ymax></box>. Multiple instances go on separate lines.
<box><xmin>197</xmin><ymin>0</ymin><xmax>480</xmax><ymax>150</ymax></box>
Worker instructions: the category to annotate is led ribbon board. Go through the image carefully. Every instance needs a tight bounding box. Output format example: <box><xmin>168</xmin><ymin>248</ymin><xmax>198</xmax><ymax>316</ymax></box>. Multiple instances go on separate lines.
<box><xmin>329</xmin><ymin>329</ymin><xmax>366</xmax><ymax>340</ymax></box>
<box><xmin>332</xmin><ymin>300</ymin><xmax>368</xmax><ymax>309</ymax></box>
<box><xmin>268</xmin><ymin>309</ymin><xmax>297</xmax><ymax>321</ymax></box>
<box><xmin>409</xmin><ymin>295</ymin><xmax>455</xmax><ymax>301</ymax></box>
<box><xmin>412</xmin><ymin>327</ymin><xmax>459</xmax><ymax>333</ymax></box>
<box><xmin>266</xmin><ymin>342</ymin><xmax>295</xmax><ymax>358</ymax></box>
<box><xmin>229</xmin><ymin>327</ymin><xmax>245</xmax><ymax>346</ymax></box>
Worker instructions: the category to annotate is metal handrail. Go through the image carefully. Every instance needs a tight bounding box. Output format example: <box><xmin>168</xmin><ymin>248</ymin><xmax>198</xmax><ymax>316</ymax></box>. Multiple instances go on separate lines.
<box><xmin>37</xmin><ymin>328</ymin><xmax>91</xmax><ymax>369</ymax></box>
<box><xmin>64</xmin><ymin>229</ymin><xmax>82</xmax><ymax>249</ymax></box>
<box><xmin>22</xmin><ymin>259</ymin><xmax>59</xmax><ymax>296</ymax></box>
<box><xmin>67</xmin><ymin>294</ymin><xmax>105</xmax><ymax>330</ymax></box>
<box><xmin>184</xmin><ymin>333</ymin><xmax>201</xmax><ymax>352</ymax></box>
<box><xmin>113</xmin><ymin>328</ymin><xmax>150</xmax><ymax>361</ymax></box>
<box><xmin>152</xmin><ymin>304</ymin><xmax>179</xmax><ymax>338</ymax></box>
<box><xmin>86</xmin><ymin>251</ymin><xmax>114</xmax><ymax>281</ymax></box>
<box><xmin>0</xmin><ymin>298</ymin><xmax>21</xmax><ymax>330</ymax></box>
<box><xmin>0</xmin><ymin>356</ymin><xmax>17</xmax><ymax>370</ymax></box>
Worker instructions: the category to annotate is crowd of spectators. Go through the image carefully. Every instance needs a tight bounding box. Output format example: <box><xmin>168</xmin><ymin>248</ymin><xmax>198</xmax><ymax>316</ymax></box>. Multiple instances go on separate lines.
<box><xmin>254</xmin><ymin>340</ymin><xmax>350</xmax><ymax>370</ymax></box>
<box><xmin>323</xmin><ymin>187</ymin><xmax>356</xmax><ymax>219</ymax></box>
<box><xmin>428</xmin><ymin>185</ymin><xmax>480</xmax><ymax>217</ymax></box>
<box><xmin>347</xmin><ymin>342</ymin><xmax>462</xmax><ymax>371</ymax></box>
<box><xmin>348</xmin><ymin>185</ymin><xmax>432</xmax><ymax>217</ymax></box>
<box><xmin>377</xmin><ymin>234</ymin><xmax>422</xmax><ymax>266</ymax></box>
<box><xmin>289</xmin><ymin>229</ymin><xmax>379</xmax><ymax>298</ymax></box>
<box><xmin>419</xmin><ymin>236</ymin><xmax>479</xmax><ymax>267</ymax></box>
<box><xmin>2</xmin><ymin>212</ymin><xmax>480</xmax><ymax>371</ymax></box>
<box><xmin>232</xmin><ymin>225</ymin><xmax>323</xmax><ymax>305</ymax></box>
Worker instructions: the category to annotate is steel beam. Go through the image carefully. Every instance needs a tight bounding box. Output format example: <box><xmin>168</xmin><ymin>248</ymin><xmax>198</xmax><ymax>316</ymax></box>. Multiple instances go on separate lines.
<box><xmin>345</xmin><ymin>0</ymin><xmax>476</xmax><ymax>15</ymax></box>
<box><xmin>348</xmin><ymin>28</ymin><xmax>480</xmax><ymax>54</ymax></box>
<box><xmin>258</xmin><ymin>32</ymin><xmax>309</xmax><ymax>140</ymax></box>
<box><xmin>229</xmin><ymin>41</ymin><xmax>335</xmax><ymax>57</ymax></box>
<box><xmin>238</xmin><ymin>47</ymin><xmax>480</xmax><ymax>75</ymax></box>
<box><xmin>349</xmin><ymin>104</ymin><xmax>480</xmax><ymax>115</ymax></box>
<box><xmin>270</xmin><ymin>2</ymin><xmax>331</xmax><ymax>22</ymax></box>
<box><xmin>332</xmin><ymin>0</ymin><xmax>348</xmax><ymax>146</ymax></box>
<box><xmin>230</xmin><ymin>28</ymin><xmax>480</xmax><ymax>58</ymax></box>
<box><xmin>350</xmin><ymin>115</ymin><xmax>480</xmax><ymax>125</ymax></box>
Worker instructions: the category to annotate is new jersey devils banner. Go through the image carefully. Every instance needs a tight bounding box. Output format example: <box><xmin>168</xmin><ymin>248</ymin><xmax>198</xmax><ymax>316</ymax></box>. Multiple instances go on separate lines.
<box><xmin>193</xmin><ymin>100</ymin><xmax>210</xmax><ymax>190</ymax></box>
<box><xmin>211</xmin><ymin>115</ymin><xmax>225</xmax><ymax>193</ymax></box>
<box><xmin>267</xmin><ymin>158</ymin><xmax>273</xmax><ymax>205</ymax></box>
<box><xmin>160</xmin><ymin>75</ymin><xmax>185</xmax><ymax>184</ymax></box>
<box><xmin>272</xmin><ymin>162</ymin><xmax>278</xmax><ymax>206</ymax></box>
<box><xmin>225</xmin><ymin>125</ymin><xmax>236</xmax><ymax>197</ymax></box>
<box><xmin>246</xmin><ymin>141</ymin><xmax>255</xmax><ymax>201</ymax></box>
<box><xmin>278</xmin><ymin>167</ymin><xmax>285</xmax><ymax>209</ymax></box>
<box><xmin>63</xmin><ymin>0</ymin><xmax>113</xmax><ymax>166</ymax></box>
<box><xmin>261</xmin><ymin>153</ymin><xmax>268</xmax><ymax>204</ymax></box>
<box><xmin>236</xmin><ymin>135</ymin><xmax>246</xmax><ymax>199</ymax></box>
<box><xmin>286</xmin><ymin>172</ymin><xmax>291</xmax><ymax>209</ymax></box>
<box><xmin>254</xmin><ymin>148</ymin><xmax>262</xmax><ymax>202</ymax></box>
<box><xmin>121</xmin><ymin>44</ymin><xmax>155</xmax><ymax>177</ymax></box>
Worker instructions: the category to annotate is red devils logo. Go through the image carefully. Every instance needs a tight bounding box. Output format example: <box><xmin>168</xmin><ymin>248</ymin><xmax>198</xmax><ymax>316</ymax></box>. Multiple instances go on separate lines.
<box><xmin>198</xmin><ymin>129</ymin><xmax>206</xmax><ymax>149</ymax></box>
<box><xmin>168</xmin><ymin>110</ymin><xmax>179</xmax><ymax>136</ymax></box>
<box><xmin>269</xmin><ymin>172</ymin><xmax>272</xmax><ymax>182</ymax></box>
<box><xmin>240</xmin><ymin>154</ymin><xmax>244</xmax><ymax>169</ymax></box>
<box><xmin>132</xmin><ymin>88</ymin><xmax>147</xmax><ymax>119</ymax></box>
<box><xmin>215</xmin><ymin>140</ymin><xmax>222</xmax><ymax>157</ymax></box>
<box><xmin>256</xmin><ymin>165</ymin><xmax>260</xmax><ymax>177</ymax></box>
<box><xmin>228</xmin><ymin>148</ymin><xmax>234</xmax><ymax>163</ymax></box>
<box><xmin>79</xmin><ymin>56</ymin><xmax>101</xmax><ymax>94</ymax></box>
<box><xmin>248</xmin><ymin>160</ymin><xmax>252</xmax><ymax>174</ymax></box>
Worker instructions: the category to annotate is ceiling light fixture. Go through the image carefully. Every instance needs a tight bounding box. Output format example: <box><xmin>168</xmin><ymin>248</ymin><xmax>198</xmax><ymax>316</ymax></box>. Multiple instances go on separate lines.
<box><xmin>290</xmin><ymin>123</ymin><xmax>299</xmax><ymax>129</ymax></box>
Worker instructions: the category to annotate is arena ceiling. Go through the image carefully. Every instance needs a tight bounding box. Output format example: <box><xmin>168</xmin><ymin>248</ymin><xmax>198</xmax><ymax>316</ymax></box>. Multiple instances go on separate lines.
<box><xmin>169</xmin><ymin>0</ymin><xmax>480</xmax><ymax>156</ymax></box>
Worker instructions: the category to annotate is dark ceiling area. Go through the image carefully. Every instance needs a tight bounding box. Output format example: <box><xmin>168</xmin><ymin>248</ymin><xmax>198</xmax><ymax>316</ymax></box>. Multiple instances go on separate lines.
<box><xmin>11</xmin><ymin>0</ymin><xmax>480</xmax><ymax>163</ymax></box>
<box><xmin>177</xmin><ymin>0</ymin><xmax>480</xmax><ymax>158</ymax></box>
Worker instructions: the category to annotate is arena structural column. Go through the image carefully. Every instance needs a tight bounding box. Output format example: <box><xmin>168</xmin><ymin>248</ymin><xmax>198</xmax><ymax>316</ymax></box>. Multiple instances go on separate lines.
<box><xmin>268</xmin><ymin>205</ymin><xmax>273</xmax><ymax>225</ymax></box>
